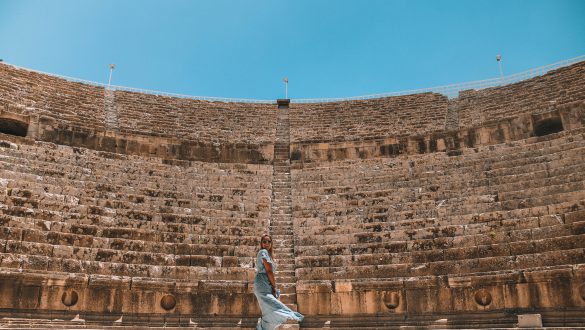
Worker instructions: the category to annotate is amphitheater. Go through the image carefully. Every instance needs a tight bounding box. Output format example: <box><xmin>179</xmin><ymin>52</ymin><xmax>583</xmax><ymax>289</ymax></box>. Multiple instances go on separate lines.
<box><xmin>0</xmin><ymin>56</ymin><xmax>584</xmax><ymax>329</ymax></box>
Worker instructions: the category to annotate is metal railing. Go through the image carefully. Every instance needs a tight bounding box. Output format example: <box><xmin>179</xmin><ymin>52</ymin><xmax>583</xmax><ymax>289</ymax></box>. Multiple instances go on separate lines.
<box><xmin>292</xmin><ymin>54</ymin><xmax>585</xmax><ymax>103</ymax></box>
<box><xmin>3</xmin><ymin>54</ymin><xmax>584</xmax><ymax>104</ymax></box>
<box><xmin>1</xmin><ymin>63</ymin><xmax>276</xmax><ymax>104</ymax></box>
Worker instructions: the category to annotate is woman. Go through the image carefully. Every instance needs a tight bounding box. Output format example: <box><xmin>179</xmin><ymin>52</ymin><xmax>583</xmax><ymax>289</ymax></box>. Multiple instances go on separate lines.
<box><xmin>254</xmin><ymin>234</ymin><xmax>304</xmax><ymax>330</ymax></box>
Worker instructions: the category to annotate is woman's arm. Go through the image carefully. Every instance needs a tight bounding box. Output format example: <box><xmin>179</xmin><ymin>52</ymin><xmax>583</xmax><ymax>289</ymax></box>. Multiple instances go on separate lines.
<box><xmin>262</xmin><ymin>258</ymin><xmax>277</xmax><ymax>297</ymax></box>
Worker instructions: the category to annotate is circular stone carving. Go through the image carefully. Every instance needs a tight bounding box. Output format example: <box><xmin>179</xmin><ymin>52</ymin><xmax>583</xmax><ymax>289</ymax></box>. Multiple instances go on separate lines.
<box><xmin>474</xmin><ymin>289</ymin><xmax>492</xmax><ymax>306</ymax></box>
<box><xmin>61</xmin><ymin>290</ymin><xmax>79</xmax><ymax>307</ymax></box>
<box><xmin>579</xmin><ymin>284</ymin><xmax>585</xmax><ymax>301</ymax></box>
<box><xmin>382</xmin><ymin>291</ymin><xmax>400</xmax><ymax>309</ymax></box>
<box><xmin>160</xmin><ymin>294</ymin><xmax>177</xmax><ymax>311</ymax></box>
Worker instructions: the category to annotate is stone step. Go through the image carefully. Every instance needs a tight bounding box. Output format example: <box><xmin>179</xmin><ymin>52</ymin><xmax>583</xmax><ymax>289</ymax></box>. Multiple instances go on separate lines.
<box><xmin>279</xmin><ymin>293</ymin><xmax>297</xmax><ymax>305</ymax></box>
<box><xmin>276</xmin><ymin>260</ymin><xmax>295</xmax><ymax>266</ymax></box>
<box><xmin>277</xmin><ymin>284</ymin><xmax>297</xmax><ymax>294</ymax></box>
<box><xmin>272</xmin><ymin>198</ymin><xmax>291</xmax><ymax>202</ymax></box>
<box><xmin>270</xmin><ymin>224</ymin><xmax>293</xmax><ymax>230</ymax></box>
<box><xmin>271</xmin><ymin>203</ymin><xmax>292</xmax><ymax>209</ymax></box>
<box><xmin>271</xmin><ymin>211</ymin><xmax>292</xmax><ymax>216</ymax></box>
<box><xmin>271</xmin><ymin>211</ymin><xmax>292</xmax><ymax>217</ymax></box>
<box><xmin>272</xmin><ymin>233</ymin><xmax>294</xmax><ymax>238</ymax></box>
<box><xmin>278</xmin><ymin>322</ymin><xmax>299</xmax><ymax>330</ymax></box>
<box><xmin>270</xmin><ymin>218</ymin><xmax>293</xmax><ymax>223</ymax></box>
<box><xmin>277</xmin><ymin>268</ymin><xmax>296</xmax><ymax>274</ymax></box>
<box><xmin>272</xmin><ymin>235</ymin><xmax>294</xmax><ymax>241</ymax></box>
<box><xmin>277</xmin><ymin>270</ymin><xmax>296</xmax><ymax>277</ymax></box>
<box><xmin>272</xmin><ymin>194</ymin><xmax>291</xmax><ymax>199</ymax></box>
<box><xmin>273</xmin><ymin>242</ymin><xmax>294</xmax><ymax>248</ymax></box>
<box><xmin>271</xmin><ymin>202</ymin><xmax>292</xmax><ymax>208</ymax></box>
<box><xmin>270</xmin><ymin>218</ymin><xmax>293</xmax><ymax>224</ymax></box>
<box><xmin>271</xmin><ymin>209</ymin><xmax>292</xmax><ymax>215</ymax></box>
<box><xmin>271</xmin><ymin>213</ymin><xmax>292</xmax><ymax>218</ymax></box>
<box><xmin>278</xmin><ymin>260</ymin><xmax>295</xmax><ymax>266</ymax></box>
<box><xmin>277</xmin><ymin>252</ymin><xmax>294</xmax><ymax>259</ymax></box>
<box><xmin>271</xmin><ymin>215</ymin><xmax>292</xmax><ymax>220</ymax></box>
<box><xmin>271</xmin><ymin>199</ymin><xmax>292</xmax><ymax>204</ymax></box>
<box><xmin>277</xmin><ymin>275</ymin><xmax>297</xmax><ymax>284</ymax></box>
<box><xmin>270</xmin><ymin>229</ymin><xmax>293</xmax><ymax>236</ymax></box>
<box><xmin>285</xmin><ymin>303</ymin><xmax>298</xmax><ymax>313</ymax></box>
<box><xmin>271</xmin><ymin>203</ymin><xmax>292</xmax><ymax>208</ymax></box>
<box><xmin>271</xmin><ymin>197</ymin><xmax>291</xmax><ymax>202</ymax></box>
<box><xmin>272</xmin><ymin>234</ymin><xmax>294</xmax><ymax>239</ymax></box>
<box><xmin>275</xmin><ymin>249</ymin><xmax>294</xmax><ymax>255</ymax></box>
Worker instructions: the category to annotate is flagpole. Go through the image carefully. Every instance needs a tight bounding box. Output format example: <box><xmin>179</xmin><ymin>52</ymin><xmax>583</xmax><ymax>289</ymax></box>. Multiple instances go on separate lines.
<box><xmin>283</xmin><ymin>77</ymin><xmax>289</xmax><ymax>99</ymax></box>
<box><xmin>108</xmin><ymin>64</ymin><xmax>116</xmax><ymax>87</ymax></box>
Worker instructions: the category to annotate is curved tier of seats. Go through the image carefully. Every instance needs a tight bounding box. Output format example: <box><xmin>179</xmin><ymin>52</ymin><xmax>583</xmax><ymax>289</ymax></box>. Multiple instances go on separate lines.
<box><xmin>456</xmin><ymin>61</ymin><xmax>585</xmax><ymax>127</ymax></box>
<box><xmin>0</xmin><ymin>64</ymin><xmax>277</xmax><ymax>164</ymax></box>
<box><xmin>0</xmin><ymin>135</ymin><xmax>271</xmax><ymax>324</ymax></box>
<box><xmin>292</xmin><ymin>127</ymin><xmax>585</xmax><ymax>323</ymax></box>
<box><xmin>290</xmin><ymin>92</ymin><xmax>449</xmax><ymax>144</ymax></box>
<box><xmin>113</xmin><ymin>90</ymin><xmax>276</xmax><ymax>145</ymax></box>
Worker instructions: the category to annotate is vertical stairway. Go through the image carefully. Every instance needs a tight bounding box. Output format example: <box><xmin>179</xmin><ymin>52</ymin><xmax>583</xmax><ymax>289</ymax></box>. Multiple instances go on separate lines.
<box><xmin>445</xmin><ymin>101</ymin><xmax>460</xmax><ymax>132</ymax></box>
<box><xmin>104</xmin><ymin>88</ymin><xmax>119</xmax><ymax>132</ymax></box>
<box><xmin>270</xmin><ymin>102</ymin><xmax>298</xmax><ymax>312</ymax></box>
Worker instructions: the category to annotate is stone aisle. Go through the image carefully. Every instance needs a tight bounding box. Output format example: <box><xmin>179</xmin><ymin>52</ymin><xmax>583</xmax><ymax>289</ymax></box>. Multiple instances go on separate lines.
<box><xmin>270</xmin><ymin>103</ymin><xmax>299</xmax><ymax>313</ymax></box>
<box><xmin>104</xmin><ymin>88</ymin><xmax>119</xmax><ymax>132</ymax></box>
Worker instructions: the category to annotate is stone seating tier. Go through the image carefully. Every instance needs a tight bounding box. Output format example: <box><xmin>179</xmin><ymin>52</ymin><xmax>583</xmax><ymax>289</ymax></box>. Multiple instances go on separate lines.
<box><xmin>0</xmin><ymin>66</ymin><xmax>106</xmax><ymax>132</ymax></box>
<box><xmin>0</xmin><ymin>65</ymin><xmax>277</xmax><ymax>146</ymax></box>
<box><xmin>292</xmin><ymin>129</ymin><xmax>585</xmax><ymax>225</ymax></box>
<box><xmin>456</xmin><ymin>61</ymin><xmax>585</xmax><ymax>127</ymax></box>
<box><xmin>289</xmin><ymin>92</ymin><xmax>449</xmax><ymax>143</ymax></box>
<box><xmin>114</xmin><ymin>90</ymin><xmax>277</xmax><ymax>145</ymax></box>
<box><xmin>0</xmin><ymin>137</ymin><xmax>273</xmax><ymax>283</ymax></box>
<box><xmin>291</xmin><ymin>127</ymin><xmax>585</xmax><ymax>280</ymax></box>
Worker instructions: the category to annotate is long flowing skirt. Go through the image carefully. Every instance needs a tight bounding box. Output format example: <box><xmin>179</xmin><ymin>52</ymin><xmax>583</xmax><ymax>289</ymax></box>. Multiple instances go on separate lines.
<box><xmin>254</xmin><ymin>273</ymin><xmax>304</xmax><ymax>330</ymax></box>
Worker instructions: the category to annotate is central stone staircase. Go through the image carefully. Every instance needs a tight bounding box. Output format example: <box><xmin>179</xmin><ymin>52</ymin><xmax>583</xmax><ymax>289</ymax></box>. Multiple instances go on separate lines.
<box><xmin>270</xmin><ymin>102</ymin><xmax>299</xmax><ymax>315</ymax></box>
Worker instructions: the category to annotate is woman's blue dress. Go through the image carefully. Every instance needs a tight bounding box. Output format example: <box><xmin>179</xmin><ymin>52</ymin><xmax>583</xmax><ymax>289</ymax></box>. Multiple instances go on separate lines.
<box><xmin>254</xmin><ymin>249</ymin><xmax>304</xmax><ymax>330</ymax></box>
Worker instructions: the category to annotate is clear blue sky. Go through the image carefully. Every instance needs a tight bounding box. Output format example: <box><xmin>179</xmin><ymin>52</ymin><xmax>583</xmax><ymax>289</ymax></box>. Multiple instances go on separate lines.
<box><xmin>0</xmin><ymin>0</ymin><xmax>584</xmax><ymax>100</ymax></box>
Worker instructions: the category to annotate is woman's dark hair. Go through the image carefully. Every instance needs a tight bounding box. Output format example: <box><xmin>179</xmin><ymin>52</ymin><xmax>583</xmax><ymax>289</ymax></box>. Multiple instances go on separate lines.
<box><xmin>260</xmin><ymin>234</ymin><xmax>274</xmax><ymax>259</ymax></box>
